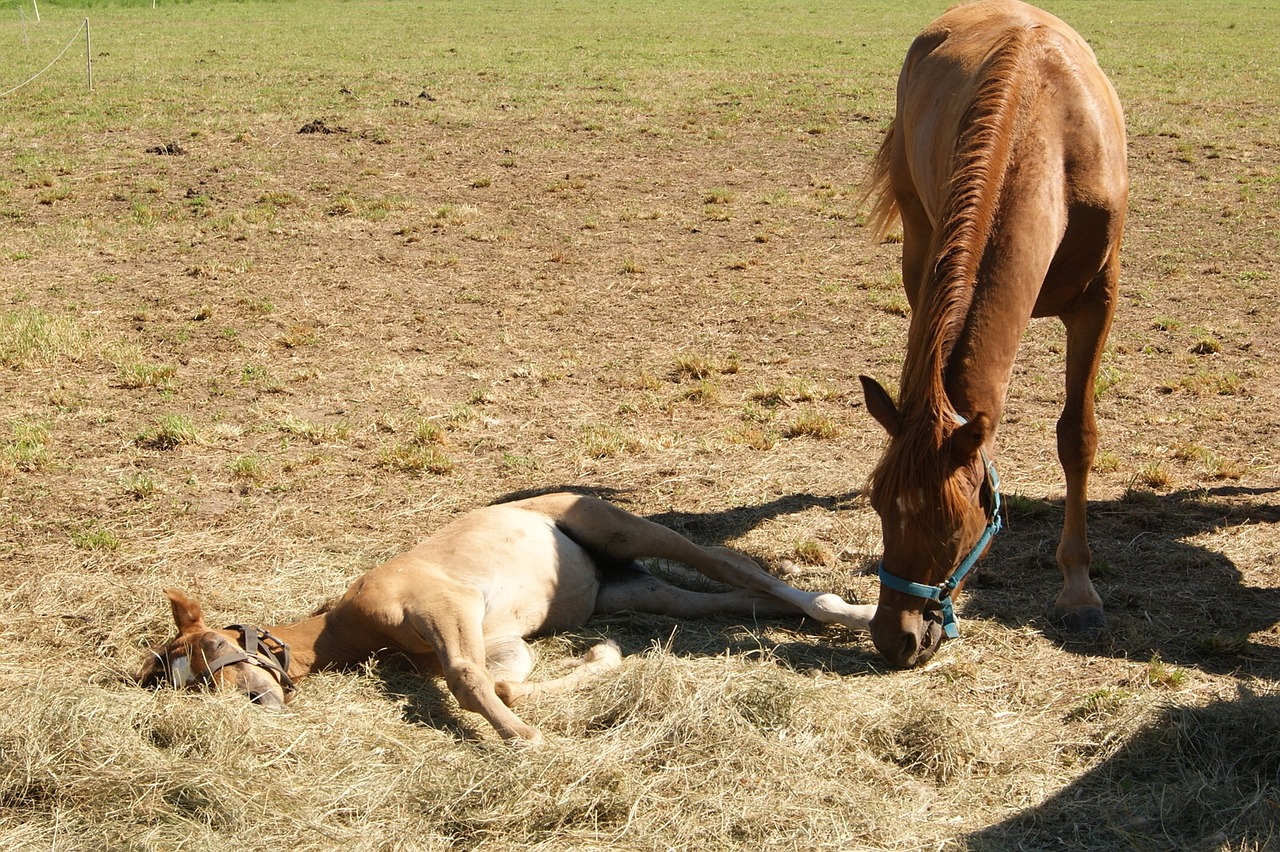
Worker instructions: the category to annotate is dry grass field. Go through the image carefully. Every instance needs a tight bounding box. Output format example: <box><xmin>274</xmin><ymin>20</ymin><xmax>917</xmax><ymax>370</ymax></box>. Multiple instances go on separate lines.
<box><xmin>1</xmin><ymin>0</ymin><xmax>1278</xmax><ymax>848</ymax></box>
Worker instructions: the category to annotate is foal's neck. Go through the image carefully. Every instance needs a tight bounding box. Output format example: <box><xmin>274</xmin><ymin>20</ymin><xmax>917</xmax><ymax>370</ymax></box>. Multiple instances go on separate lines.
<box><xmin>265</xmin><ymin>611</ymin><xmax>377</xmax><ymax>681</ymax></box>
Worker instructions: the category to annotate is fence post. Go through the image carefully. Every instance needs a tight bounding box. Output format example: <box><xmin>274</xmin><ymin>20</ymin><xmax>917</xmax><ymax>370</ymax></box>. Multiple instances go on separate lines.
<box><xmin>84</xmin><ymin>18</ymin><xmax>91</xmax><ymax>91</ymax></box>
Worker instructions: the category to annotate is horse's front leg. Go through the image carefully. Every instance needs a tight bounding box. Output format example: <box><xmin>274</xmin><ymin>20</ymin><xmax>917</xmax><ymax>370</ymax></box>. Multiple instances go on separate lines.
<box><xmin>1054</xmin><ymin>261</ymin><xmax>1118</xmax><ymax>633</ymax></box>
<box><xmin>405</xmin><ymin>592</ymin><xmax>544</xmax><ymax>743</ymax></box>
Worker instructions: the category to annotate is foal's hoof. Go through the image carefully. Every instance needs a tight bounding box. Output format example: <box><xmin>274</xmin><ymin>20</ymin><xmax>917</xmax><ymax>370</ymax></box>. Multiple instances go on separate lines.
<box><xmin>1056</xmin><ymin>606</ymin><xmax>1106</xmax><ymax>636</ymax></box>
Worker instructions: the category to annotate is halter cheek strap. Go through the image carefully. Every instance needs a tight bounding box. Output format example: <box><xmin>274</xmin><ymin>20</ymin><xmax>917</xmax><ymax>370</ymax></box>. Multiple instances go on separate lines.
<box><xmin>876</xmin><ymin>421</ymin><xmax>1004</xmax><ymax>641</ymax></box>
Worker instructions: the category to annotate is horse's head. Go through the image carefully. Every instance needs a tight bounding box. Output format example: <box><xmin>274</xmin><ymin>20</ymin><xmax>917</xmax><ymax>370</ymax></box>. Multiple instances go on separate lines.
<box><xmin>137</xmin><ymin>589</ymin><xmax>294</xmax><ymax>709</ymax></box>
<box><xmin>860</xmin><ymin>376</ymin><xmax>1001</xmax><ymax>667</ymax></box>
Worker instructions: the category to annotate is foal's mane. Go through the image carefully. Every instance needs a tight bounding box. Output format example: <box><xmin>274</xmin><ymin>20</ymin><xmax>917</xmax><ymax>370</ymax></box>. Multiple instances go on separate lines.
<box><xmin>865</xmin><ymin>25</ymin><xmax>1040</xmax><ymax>524</ymax></box>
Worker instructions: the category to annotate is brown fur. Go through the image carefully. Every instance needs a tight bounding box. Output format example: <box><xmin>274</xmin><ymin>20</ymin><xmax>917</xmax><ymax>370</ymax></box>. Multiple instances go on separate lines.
<box><xmin>859</xmin><ymin>0</ymin><xmax>1128</xmax><ymax>666</ymax></box>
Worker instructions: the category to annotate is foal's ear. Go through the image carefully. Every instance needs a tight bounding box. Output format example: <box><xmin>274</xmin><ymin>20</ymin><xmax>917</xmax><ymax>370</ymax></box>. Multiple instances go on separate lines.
<box><xmin>860</xmin><ymin>375</ymin><xmax>901</xmax><ymax>437</ymax></box>
<box><xmin>949</xmin><ymin>412</ymin><xmax>991</xmax><ymax>467</ymax></box>
<box><xmin>163</xmin><ymin>588</ymin><xmax>208</xmax><ymax>634</ymax></box>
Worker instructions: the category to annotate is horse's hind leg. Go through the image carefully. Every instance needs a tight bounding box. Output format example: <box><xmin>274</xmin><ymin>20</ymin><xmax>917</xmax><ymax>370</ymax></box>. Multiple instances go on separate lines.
<box><xmin>490</xmin><ymin>636</ymin><xmax>622</xmax><ymax>707</ymax></box>
<box><xmin>1055</xmin><ymin>256</ymin><xmax>1119</xmax><ymax>632</ymax></box>
<box><xmin>520</xmin><ymin>493</ymin><xmax>874</xmax><ymax>631</ymax></box>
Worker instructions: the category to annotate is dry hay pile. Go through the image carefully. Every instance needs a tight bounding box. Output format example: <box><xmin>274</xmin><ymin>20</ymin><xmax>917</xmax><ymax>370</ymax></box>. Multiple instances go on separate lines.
<box><xmin>2</xmin><ymin>556</ymin><xmax>1277</xmax><ymax>851</ymax></box>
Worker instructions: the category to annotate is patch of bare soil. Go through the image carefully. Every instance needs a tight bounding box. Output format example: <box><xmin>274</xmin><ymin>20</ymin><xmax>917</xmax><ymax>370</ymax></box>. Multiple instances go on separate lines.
<box><xmin>1</xmin><ymin>78</ymin><xmax>1277</xmax><ymax>849</ymax></box>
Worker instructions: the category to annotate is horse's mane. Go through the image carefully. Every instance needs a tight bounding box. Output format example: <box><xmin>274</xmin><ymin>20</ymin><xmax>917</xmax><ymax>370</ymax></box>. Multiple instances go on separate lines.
<box><xmin>865</xmin><ymin>25</ymin><xmax>1038</xmax><ymax>525</ymax></box>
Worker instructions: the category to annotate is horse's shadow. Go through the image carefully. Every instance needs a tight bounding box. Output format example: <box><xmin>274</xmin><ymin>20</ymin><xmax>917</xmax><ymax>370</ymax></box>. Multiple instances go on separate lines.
<box><xmin>964</xmin><ymin>484</ymin><xmax>1280</xmax><ymax>676</ymax></box>
<box><xmin>964</xmin><ymin>689</ymin><xmax>1280</xmax><ymax>851</ymax></box>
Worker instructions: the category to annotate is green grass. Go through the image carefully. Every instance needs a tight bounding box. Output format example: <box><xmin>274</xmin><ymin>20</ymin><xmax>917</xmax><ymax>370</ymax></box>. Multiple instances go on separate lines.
<box><xmin>0</xmin><ymin>308</ymin><xmax>87</xmax><ymax>367</ymax></box>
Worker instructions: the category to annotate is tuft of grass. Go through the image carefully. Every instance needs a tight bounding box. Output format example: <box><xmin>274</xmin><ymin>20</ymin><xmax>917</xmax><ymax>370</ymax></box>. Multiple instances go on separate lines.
<box><xmin>430</xmin><ymin>203</ymin><xmax>480</xmax><ymax>227</ymax></box>
<box><xmin>784</xmin><ymin>410</ymin><xmax>840</xmax><ymax>440</ymax></box>
<box><xmin>673</xmin><ymin>354</ymin><xmax>716</xmax><ymax>380</ymax></box>
<box><xmin>277</xmin><ymin>325</ymin><xmax>318</xmax><ymax>349</ymax></box>
<box><xmin>116</xmin><ymin>362</ymin><xmax>178</xmax><ymax>391</ymax></box>
<box><xmin>1067</xmin><ymin>688</ymin><xmax>1134</xmax><ymax>722</ymax></box>
<box><xmin>501</xmin><ymin>452</ymin><xmax>540</xmax><ymax>474</ymax></box>
<box><xmin>1091</xmin><ymin>450</ymin><xmax>1121</xmax><ymax>473</ymax></box>
<box><xmin>379</xmin><ymin>444</ymin><xmax>454</xmax><ymax>476</ymax></box>
<box><xmin>1137</xmin><ymin>462</ymin><xmax>1172</xmax><ymax>489</ymax></box>
<box><xmin>379</xmin><ymin>418</ymin><xmax>453</xmax><ymax>475</ymax></box>
<box><xmin>1145</xmin><ymin>654</ymin><xmax>1189</xmax><ymax>689</ymax></box>
<box><xmin>229</xmin><ymin>455</ymin><xmax>266</xmax><ymax>482</ymax></box>
<box><xmin>1189</xmin><ymin>336</ymin><xmax>1221</xmax><ymax>355</ymax></box>
<box><xmin>0</xmin><ymin>308</ymin><xmax>87</xmax><ymax>368</ymax></box>
<box><xmin>677</xmin><ymin>379</ymin><xmax>720</xmax><ymax>404</ymax></box>
<box><xmin>727</xmin><ymin>426</ymin><xmax>778</xmax><ymax>451</ymax></box>
<box><xmin>70</xmin><ymin>523</ymin><xmax>120</xmax><ymax>551</ymax></box>
<box><xmin>1093</xmin><ymin>365</ymin><xmax>1123</xmax><ymax>399</ymax></box>
<box><xmin>702</xmin><ymin>187</ymin><xmax>734</xmax><ymax>205</ymax></box>
<box><xmin>2</xmin><ymin>420</ymin><xmax>52</xmax><ymax>472</ymax></box>
<box><xmin>792</xmin><ymin>539</ymin><xmax>832</xmax><ymax>566</ymax></box>
<box><xmin>579</xmin><ymin>425</ymin><xmax>644</xmax><ymax>459</ymax></box>
<box><xmin>121</xmin><ymin>472</ymin><xmax>157</xmax><ymax>500</ymax></box>
<box><xmin>278</xmin><ymin>415</ymin><xmax>350</xmax><ymax>444</ymax></box>
<box><xmin>136</xmin><ymin>415</ymin><xmax>199</xmax><ymax>450</ymax></box>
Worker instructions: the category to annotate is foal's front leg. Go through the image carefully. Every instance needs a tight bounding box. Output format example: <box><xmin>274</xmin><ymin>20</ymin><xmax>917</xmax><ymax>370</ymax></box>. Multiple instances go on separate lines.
<box><xmin>405</xmin><ymin>592</ymin><xmax>543</xmax><ymax>742</ymax></box>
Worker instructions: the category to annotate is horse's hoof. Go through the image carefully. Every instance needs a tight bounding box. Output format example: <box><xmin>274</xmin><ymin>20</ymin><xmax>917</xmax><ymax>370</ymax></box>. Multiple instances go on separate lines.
<box><xmin>1057</xmin><ymin>606</ymin><xmax>1106</xmax><ymax>636</ymax></box>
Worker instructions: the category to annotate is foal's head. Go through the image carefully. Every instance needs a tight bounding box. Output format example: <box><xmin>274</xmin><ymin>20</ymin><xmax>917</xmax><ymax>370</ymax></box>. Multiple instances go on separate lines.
<box><xmin>860</xmin><ymin>377</ymin><xmax>997</xmax><ymax>667</ymax></box>
<box><xmin>138</xmin><ymin>589</ymin><xmax>292</xmax><ymax>709</ymax></box>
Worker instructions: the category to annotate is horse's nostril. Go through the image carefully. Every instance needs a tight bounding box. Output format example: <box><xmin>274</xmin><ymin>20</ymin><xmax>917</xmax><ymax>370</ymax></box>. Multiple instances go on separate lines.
<box><xmin>898</xmin><ymin>633</ymin><xmax>919</xmax><ymax>666</ymax></box>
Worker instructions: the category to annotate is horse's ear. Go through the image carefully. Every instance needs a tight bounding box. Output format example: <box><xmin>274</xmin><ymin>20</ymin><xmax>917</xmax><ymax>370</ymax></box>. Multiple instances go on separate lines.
<box><xmin>949</xmin><ymin>412</ymin><xmax>991</xmax><ymax>467</ymax></box>
<box><xmin>860</xmin><ymin>375</ymin><xmax>901</xmax><ymax>437</ymax></box>
<box><xmin>164</xmin><ymin>588</ymin><xmax>207</xmax><ymax>634</ymax></box>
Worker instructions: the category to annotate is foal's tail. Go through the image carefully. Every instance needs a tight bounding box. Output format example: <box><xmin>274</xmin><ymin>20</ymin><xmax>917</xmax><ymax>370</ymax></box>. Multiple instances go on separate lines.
<box><xmin>860</xmin><ymin>123</ymin><xmax>900</xmax><ymax>243</ymax></box>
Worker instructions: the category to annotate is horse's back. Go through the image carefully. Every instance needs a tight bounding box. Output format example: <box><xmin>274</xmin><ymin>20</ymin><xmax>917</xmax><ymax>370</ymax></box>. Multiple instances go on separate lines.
<box><xmin>896</xmin><ymin>0</ymin><xmax>1126</xmax><ymax>225</ymax></box>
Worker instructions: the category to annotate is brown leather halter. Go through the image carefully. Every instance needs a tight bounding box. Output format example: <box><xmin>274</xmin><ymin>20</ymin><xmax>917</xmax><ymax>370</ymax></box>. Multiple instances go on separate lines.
<box><xmin>177</xmin><ymin>625</ymin><xmax>298</xmax><ymax>698</ymax></box>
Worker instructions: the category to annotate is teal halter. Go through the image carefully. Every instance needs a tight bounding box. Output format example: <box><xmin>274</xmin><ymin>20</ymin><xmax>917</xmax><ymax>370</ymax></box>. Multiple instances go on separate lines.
<box><xmin>876</xmin><ymin>441</ymin><xmax>1003</xmax><ymax>641</ymax></box>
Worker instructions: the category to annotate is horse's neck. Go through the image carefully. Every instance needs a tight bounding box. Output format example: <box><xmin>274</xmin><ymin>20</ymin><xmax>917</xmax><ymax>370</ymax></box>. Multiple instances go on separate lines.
<box><xmin>938</xmin><ymin>278</ymin><xmax>1036</xmax><ymax>425</ymax></box>
<box><xmin>267</xmin><ymin>611</ymin><xmax>375</xmax><ymax>680</ymax></box>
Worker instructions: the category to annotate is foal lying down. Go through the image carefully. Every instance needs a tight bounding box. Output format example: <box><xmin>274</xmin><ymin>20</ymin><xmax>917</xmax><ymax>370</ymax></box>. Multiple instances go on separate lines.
<box><xmin>140</xmin><ymin>492</ymin><xmax>874</xmax><ymax>742</ymax></box>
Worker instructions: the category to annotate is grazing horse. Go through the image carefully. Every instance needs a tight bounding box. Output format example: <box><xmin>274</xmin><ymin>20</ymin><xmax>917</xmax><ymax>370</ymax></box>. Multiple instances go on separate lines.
<box><xmin>858</xmin><ymin>0</ymin><xmax>1127</xmax><ymax>667</ymax></box>
<box><xmin>140</xmin><ymin>492</ymin><xmax>875</xmax><ymax>742</ymax></box>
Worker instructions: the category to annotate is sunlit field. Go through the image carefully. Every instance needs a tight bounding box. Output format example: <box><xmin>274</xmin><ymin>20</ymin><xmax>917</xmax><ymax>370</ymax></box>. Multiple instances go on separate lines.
<box><xmin>2</xmin><ymin>0</ymin><xmax>1278</xmax><ymax>848</ymax></box>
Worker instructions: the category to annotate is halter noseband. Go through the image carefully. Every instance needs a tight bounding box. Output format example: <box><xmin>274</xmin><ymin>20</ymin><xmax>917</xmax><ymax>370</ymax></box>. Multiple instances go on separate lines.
<box><xmin>876</xmin><ymin>420</ymin><xmax>1004</xmax><ymax>641</ymax></box>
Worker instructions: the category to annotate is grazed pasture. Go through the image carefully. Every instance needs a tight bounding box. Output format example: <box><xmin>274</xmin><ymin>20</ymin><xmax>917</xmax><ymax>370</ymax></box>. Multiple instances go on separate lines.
<box><xmin>1</xmin><ymin>0</ymin><xmax>1278</xmax><ymax>849</ymax></box>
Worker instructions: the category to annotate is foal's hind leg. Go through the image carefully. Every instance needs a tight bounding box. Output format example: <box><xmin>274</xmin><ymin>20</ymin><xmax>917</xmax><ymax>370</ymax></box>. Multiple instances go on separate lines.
<box><xmin>1055</xmin><ymin>259</ymin><xmax>1118</xmax><ymax>632</ymax></box>
<box><xmin>520</xmin><ymin>493</ymin><xmax>874</xmax><ymax>631</ymax></box>
<box><xmin>490</xmin><ymin>636</ymin><xmax>622</xmax><ymax>707</ymax></box>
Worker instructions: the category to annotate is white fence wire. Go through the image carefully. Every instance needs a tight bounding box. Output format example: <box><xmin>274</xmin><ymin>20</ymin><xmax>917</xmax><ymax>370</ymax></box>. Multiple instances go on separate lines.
<box><xmin>1</xmin><ymin>15</ymin><xmax>89</xmax><ymax>97</ymax></box>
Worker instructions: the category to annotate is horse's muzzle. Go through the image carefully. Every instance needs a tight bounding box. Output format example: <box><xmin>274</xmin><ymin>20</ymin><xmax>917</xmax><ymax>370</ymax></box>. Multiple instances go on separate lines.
<box><xmin>871</xmin><ymin>604</ymin><xmax>946</xmax><ymax>668</ymax></box>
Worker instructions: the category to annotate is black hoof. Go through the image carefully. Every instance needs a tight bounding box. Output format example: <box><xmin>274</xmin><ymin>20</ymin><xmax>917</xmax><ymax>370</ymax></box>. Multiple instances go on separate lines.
<box><xmin>1057</xmin><ymin>606</ymin><xmax>1106</xmax><ymax>636</ymax></box>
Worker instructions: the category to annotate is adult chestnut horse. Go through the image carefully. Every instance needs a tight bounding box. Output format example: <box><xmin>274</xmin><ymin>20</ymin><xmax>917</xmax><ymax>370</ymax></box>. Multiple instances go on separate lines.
<box><xmin>140</xmin><ymin>493</ymin><xmax>875</xmax><ymax>742</ymax></box>
<box><xmin>858</xmin><ymin>0</ymin><xmax>1127</xmax><ymax>667</ymax></box>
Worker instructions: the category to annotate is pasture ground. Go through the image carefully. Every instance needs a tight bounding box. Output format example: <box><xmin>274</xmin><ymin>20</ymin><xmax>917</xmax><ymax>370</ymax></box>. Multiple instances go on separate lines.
<box><xmin>1</xmin><ymin>0</ymin><xmax>1278</xmax><ymax>849</ymax></box>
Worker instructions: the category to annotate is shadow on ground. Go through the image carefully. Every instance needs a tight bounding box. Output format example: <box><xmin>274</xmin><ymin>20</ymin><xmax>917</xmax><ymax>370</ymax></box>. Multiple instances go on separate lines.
<box><xmin>965</xmin><ymin>690</ymin><xmax>1280</xmax><ymax>851</ymax></box>
<box><xmin>964</xmin><ymin>485</ymin><xmax>1280</xmax><ymax>677</ymax></box>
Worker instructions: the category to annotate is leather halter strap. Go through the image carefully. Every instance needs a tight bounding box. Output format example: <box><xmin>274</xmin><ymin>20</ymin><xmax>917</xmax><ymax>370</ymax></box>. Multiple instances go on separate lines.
<box><xmin>196</xmin><ymin>625</ymin><xmax>297</xmax><ymax>695</ymax></box>
<box><xmin>876</xmin><ymin>416</ymin><xmax>1004</xmax><ymax>641</ymax></box>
